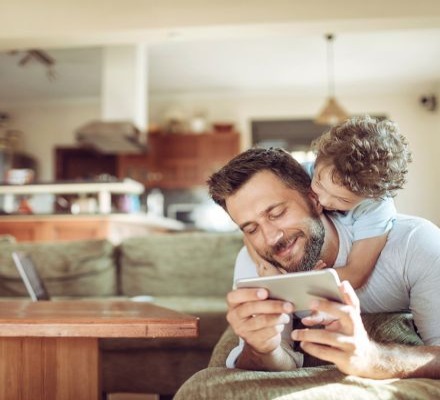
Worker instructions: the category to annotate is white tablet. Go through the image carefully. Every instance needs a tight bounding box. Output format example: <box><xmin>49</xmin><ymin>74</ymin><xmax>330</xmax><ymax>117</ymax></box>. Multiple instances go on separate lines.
<box><xmin>235</xmin><ymin>269</ymin><xmax>343</xmax><ymax>316</ymax></box>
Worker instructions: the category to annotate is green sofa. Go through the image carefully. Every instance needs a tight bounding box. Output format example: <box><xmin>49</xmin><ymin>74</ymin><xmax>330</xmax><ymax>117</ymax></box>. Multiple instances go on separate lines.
<box><xmin>0</xmin><ymin>232</ymin><xmax>244</xmax><ymax>398</ymax></box>
<box><xmin>174</xmin><ymin>310</ymin><xmax>440</xmax><ymax>399</ymax></box>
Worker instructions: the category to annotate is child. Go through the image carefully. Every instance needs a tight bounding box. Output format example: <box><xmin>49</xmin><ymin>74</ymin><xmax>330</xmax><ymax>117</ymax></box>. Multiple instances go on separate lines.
<box><xmin>254</xmin><ymin>115</ymin><xmax>412</xmax><ymax>289</ymax></box>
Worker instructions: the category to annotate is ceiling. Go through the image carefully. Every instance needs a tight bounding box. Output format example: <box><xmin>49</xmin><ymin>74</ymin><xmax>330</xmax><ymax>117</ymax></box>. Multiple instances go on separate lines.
<box><xmin>1</xmin><ymin>27</ymin><xmax>440</xmax><ymax>102</ymax></box>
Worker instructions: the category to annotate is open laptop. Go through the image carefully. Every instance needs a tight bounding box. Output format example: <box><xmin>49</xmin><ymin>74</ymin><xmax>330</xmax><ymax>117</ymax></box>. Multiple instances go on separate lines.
<box><xmin>12</xmin><ymin>251</ymin><xmax>51</xmax><ymax>301</ymax></box>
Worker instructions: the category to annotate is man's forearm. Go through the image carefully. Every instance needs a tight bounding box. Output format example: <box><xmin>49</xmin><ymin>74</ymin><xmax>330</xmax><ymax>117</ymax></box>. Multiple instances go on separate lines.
<box><xmin>235</xmin><ymin>341</ymin><xmax>300</xmax><ymax>371</ymax></box>
<box><xmin>364</xmin><ymin>343</ymin><xmax>440</xmax><ymax>379</ymax></box>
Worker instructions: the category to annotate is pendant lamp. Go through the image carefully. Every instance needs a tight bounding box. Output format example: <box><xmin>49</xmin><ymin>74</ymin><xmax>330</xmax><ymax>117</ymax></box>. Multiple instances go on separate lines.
<box><xmin>315</xmin><ymin>34</ymin><xmax>349</xmax><ymax>126</ymax></box>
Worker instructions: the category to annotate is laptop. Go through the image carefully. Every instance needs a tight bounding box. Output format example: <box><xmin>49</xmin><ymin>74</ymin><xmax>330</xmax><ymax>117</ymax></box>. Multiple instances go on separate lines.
<box><xmin>12</xmin><ymin>251</ymin><xmax>51</xmax><ymax>301</ymax></box>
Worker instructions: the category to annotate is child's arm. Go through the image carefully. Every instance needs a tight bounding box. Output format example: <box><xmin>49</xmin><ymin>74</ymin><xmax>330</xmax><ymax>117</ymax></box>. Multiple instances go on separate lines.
<box><xmin>243</xmin><ymin>236</ymin><xmax>283</xmax><ymax>276</ymax></box>
<box><xmin>335</xmin><ymin>233</ymin><xmax>388</xmax><ymax>289</ymax></box>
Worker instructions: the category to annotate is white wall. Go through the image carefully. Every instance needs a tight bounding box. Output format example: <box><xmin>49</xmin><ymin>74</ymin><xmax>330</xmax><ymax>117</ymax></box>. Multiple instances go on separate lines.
<box><xmin>2</xmin><ymin>89</ymin><xmax>439</xmax><ymax>224</ymax></box>
<box><xmin>0</xmin><ymin>98</ymin><xmax>100</xmax><ymax>181</ymax></box>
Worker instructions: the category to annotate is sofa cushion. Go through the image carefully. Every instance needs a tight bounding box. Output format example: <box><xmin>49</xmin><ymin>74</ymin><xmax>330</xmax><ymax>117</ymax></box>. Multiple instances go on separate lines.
<box><xmin>0</xmin><ymin>235</ymin><xmax>16</xmax><ymax>244</ymax></box>
<box><xmin>0</xmin><ymin>239</ymin><xmax>117</xmax><ymax>297</ymax></box>
<box><xmin>119</xmin><ymin>232</ymin><xmax>243</xmax><ymax>297</ymax></box>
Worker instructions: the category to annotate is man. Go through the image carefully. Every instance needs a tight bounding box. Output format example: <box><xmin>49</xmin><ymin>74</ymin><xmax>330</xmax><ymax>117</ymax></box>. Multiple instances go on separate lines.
<box><xmin>207</xmin><ymin>147</ymin><xmax>440</xmax><ymax>378</ymax></box>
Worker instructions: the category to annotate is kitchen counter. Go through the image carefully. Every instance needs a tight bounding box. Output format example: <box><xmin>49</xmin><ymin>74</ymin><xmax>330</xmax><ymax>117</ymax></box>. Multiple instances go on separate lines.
<box><xmin>0</xmin><ymin>213</ymin><xmax>185</xmax><ymax>243</ymax></box>
<box><xmin>0</xmin><ymin>179</ymin><xmax>144</xmax><ymax>214</ymax></box>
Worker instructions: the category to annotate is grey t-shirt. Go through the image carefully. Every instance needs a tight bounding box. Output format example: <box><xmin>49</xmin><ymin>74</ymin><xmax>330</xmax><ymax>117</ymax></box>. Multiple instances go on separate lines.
<box><xmin>227</xmin><ymin>214</ymin><xmax>440</xmax><ymax>367</ymax></box>
<box><xmin>336</xmin><ymin>214</ymin><xmax>440</xmax><ymax>346</ymax></box>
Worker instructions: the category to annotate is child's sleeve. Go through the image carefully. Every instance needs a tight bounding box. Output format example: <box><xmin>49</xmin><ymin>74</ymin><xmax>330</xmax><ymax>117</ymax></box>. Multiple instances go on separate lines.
<box><xmin>351</xmin><ymin>197</ymin><xmax>396</xmax><ymax>241</ymax></box>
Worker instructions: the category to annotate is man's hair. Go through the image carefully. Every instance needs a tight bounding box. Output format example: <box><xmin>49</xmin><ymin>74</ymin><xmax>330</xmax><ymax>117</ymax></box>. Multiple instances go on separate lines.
<box><xmin>208</xmin><ymin>147</ymin><xmax>311</xmax><ymax>210</ymax></box>
<box><xmin>312</xmin><ymin>115</ymin><xmax>412</xmax><ymax>198</ymax></box>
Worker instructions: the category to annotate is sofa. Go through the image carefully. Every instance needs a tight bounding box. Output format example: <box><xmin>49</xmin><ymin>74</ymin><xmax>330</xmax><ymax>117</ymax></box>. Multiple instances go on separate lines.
<box><xmin>174</xmin><ymin>310</ymin><xmax>440</xmax><ymax>399</ymax></box>
<box><xmin>0</xmin><ymin>231</ymin><xmax>244</xmax><ymax>398</ymax></box>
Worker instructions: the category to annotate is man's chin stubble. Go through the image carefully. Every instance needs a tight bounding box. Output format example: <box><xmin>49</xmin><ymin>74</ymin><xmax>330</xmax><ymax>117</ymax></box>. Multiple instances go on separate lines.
<box><xmin>262</xmin><ymin>220</ymin><xmax>325</xmax><ymax>273</ymax></box>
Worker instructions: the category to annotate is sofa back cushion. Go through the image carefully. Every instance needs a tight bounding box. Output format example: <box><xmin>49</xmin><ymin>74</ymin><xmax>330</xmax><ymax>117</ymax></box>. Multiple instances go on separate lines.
<box><xmin>0</xmin><ymin>239</ymin><xmax>117</xmax><ymax>297</ymax></box>
<box><xmin>120</xmin><ymin>232</ymin><xmax>243</xmax><ymax>297</ymax></box>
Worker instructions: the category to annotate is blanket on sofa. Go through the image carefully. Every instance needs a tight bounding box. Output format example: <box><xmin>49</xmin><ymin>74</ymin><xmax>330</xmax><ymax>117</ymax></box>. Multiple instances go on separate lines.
<box><xmin>174</xmin><ymin>313</ymin><xmax>440</xmax><ymax>400</ymax></box>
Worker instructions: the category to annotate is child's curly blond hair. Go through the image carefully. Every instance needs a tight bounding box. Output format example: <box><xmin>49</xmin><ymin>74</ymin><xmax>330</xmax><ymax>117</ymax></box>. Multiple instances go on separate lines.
<box><xmin>312</xmin><ymin>115</ymin><xmax>412</xmax><ymax>198</ymax></box>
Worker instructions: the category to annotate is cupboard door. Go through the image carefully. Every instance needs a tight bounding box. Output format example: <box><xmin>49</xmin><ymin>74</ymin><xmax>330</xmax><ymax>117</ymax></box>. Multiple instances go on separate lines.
<box><xmin>0</xmin><ymin>221</ymin><xmax>41</xmax><ymax>241</ymax></box>
<box><xmin>55</xmin><ymin>147</ymin><xmax>117</xmax><ymax>180</ymax></box>
<box><xmin>147</xmin><ymin>132</ymin><xmax>240</xmax><ymax>188</ymax></box>
<box><xmin>116</xmin><ymin>153</ymin><xmax>152</xmax><ymax>185</ymax></box>
<box><xmin>200</xmin><ymin>132</ymin><xmax>240</xmax><ymax>180</ymax></box>
<box><xmin>50</xmin><ymin>220</ymin><xmax>108</xmax><ymax>241</ymax></box>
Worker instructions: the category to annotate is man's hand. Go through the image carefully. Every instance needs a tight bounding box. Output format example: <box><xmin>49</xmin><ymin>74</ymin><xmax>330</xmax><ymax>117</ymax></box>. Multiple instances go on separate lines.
<box><xmin>227</xmin><ymin>287</ymin><xmax>293</xmax><ymax>354</ymax></box>
<box><xmin>226</xmin><ymin>287</ymin><xmax>302</xmax><ymax>370</ymax></box>
<box><xmin>291</xmin><ymin>281</ymin><xmax>377</xmax><ymax>377</ymax></box>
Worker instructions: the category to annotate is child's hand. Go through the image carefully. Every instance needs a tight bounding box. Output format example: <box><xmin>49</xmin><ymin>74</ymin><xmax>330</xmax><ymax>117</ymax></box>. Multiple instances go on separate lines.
<box><xmin>257</xmin><ymin>262</ymin><xmax>280</xmax><ymax>276</ymax></box>
<box><xmin>313</xmin><ymin>260</ymin><xmax>327</xmax><ymax>270</ymax></box>
<box><xmin>257</xmin><ymin>262</ymin><xmax>288</xmax><ymax>277</ymax></box>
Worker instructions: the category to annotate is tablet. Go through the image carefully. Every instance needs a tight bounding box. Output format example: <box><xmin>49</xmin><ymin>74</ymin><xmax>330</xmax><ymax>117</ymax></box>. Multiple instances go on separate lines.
<box><xmin>235</xmin><ymin>269</ymin><xmax>343</xmax><ymax>316</ymax></box>
<box><xmin>12</xmin><ymin>251</ymin><xmax>51</xmax><ymax>302</ymax></box>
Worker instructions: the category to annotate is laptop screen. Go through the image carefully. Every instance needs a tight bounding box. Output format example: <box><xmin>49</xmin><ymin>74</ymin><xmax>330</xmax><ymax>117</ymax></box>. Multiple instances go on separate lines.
<box><xmin>12</xmin><ymin>251</ymin><xmax>51</xmax><ymax>301</ymax></box>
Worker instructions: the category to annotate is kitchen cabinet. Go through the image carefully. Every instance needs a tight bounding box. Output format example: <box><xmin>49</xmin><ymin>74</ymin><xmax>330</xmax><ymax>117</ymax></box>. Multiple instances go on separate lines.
<box><xmin>0</xmin><ymin>214</ymin><xmax>184</xmax><ymax>243</ymax></box>
<box><xmin>56</xmin><ymin>131</ymin><xmax>240</xmax><ymax>189</ymax></box>
<box><xmin>55</xmin><ymin>147</ymin><xmax>118</xmax><ymax>181</ymax></box>
<box><xmin>144</xmin><ymin>131</ymin><xmax>240</xmax><ymax>189</ymax></box>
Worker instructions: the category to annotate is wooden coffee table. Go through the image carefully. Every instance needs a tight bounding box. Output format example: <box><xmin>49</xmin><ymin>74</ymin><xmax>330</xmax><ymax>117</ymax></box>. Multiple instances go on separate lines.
<box><xmin>0</xmin><ymin>300</ymin><xmax>198</xmax><ymax>400</ymax></box>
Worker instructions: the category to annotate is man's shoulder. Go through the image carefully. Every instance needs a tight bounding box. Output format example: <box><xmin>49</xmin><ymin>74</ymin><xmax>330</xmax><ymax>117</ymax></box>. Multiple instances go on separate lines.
<box><xmin>393</xmin><ymin>214</ymin><xmax>438</xmax><ymax>230</ymax></box>
<box><xmin>391</xmin><ymin>214</ymin><xmax>440</xmax><ymax>241</ymax></box>
<box><xmin>234</xmin><ymin>246</ymin><xmax>258</xmax><ymax>282</ymax></box>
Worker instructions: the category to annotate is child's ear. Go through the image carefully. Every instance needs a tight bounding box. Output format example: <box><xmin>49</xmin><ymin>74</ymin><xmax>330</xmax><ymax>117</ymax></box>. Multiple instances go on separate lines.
<box><xmin>308</xmin><ymin>190</ymin><xmax>323</xmax><ymax>214</ymax></box>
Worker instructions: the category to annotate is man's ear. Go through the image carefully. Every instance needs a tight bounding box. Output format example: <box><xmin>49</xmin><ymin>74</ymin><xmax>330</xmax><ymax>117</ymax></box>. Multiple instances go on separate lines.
<box><xmin>308</xmin><ymin>190</ymin><xmax>323</xmax><ymax>214</ymax></box>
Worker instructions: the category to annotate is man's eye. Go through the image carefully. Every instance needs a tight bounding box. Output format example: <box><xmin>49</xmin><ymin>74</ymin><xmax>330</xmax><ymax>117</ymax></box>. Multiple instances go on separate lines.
<box><xmin>243</xmin><ymin>226</ymin><xmax>257</xmax><ymax>235</ymax></box>
<box><xmin>269</xmin><ymin>208</ymin><xmax>285</xmax><ymax>220</ymax></box>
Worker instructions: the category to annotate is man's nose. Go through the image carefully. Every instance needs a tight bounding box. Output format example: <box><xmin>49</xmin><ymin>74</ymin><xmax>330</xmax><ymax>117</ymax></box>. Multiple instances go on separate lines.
<box><xmin>262</xmin><ymin>222</ymin><xmax>283</xmax><ymax>246</ymax></box>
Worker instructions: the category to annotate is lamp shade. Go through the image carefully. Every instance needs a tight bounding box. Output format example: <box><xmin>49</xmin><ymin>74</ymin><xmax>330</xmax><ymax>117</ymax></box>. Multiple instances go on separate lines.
<box><xmin>315</xmin><ymin>96</ymin><xmax>349</xmax><ymax>126</ymax></box>
<box><xmin>315</xmin><ymin>33</ymin><xmax>349</xmax><ymax>125</ymax></box>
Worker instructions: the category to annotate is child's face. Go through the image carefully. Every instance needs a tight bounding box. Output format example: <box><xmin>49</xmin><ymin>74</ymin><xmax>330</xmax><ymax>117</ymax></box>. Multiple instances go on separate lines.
<box><xmin>311</xmin><ymin>163</ymin><xmax>365</xmax><ymax>212</ymax></box>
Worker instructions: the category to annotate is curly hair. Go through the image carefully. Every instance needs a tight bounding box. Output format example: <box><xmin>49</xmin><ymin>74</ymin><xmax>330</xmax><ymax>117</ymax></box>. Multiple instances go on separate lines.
<box><xmin>208</xmin><ymin>147</ymin><xmax>311</xmax><ymax>210</ymax></box>
<box><xmin>311</xmin><ymin>115</ymin><xmax>412</xmax><ymax>198</ymax></box>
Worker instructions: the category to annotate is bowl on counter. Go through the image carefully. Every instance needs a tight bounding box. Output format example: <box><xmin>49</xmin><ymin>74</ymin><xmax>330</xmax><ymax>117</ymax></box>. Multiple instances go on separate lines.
<box><xmin>212</xmin><ymin>123</ymin><xmax>234</xmax><ymax>133</ymax></box>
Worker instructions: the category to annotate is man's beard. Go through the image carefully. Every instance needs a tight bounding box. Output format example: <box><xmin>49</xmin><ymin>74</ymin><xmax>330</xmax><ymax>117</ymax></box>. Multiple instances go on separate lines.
<box><xmin>261</xmin><ymin>217</ymin><xmax>325</xmax><ymax>273</ymax></box>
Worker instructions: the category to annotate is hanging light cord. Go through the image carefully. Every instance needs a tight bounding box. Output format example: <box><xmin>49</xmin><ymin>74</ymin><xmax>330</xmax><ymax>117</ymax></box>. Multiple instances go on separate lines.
<box><xmin>326</xmin><ymin>33</ymin><xmax>335</xmax><ymax>98</ymax></box>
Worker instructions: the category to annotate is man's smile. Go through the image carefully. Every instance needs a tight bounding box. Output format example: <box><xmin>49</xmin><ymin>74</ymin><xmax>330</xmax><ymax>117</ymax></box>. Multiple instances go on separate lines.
<box><xmin>270</xmin><ymin>233</ymin><xmax>304</xmax><ymax>262</ymax></box>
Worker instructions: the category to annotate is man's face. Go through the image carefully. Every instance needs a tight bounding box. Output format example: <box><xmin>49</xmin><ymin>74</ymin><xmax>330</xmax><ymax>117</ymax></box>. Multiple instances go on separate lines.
<box><xmin>226</xmin><ymin>170</ymin><xmax>325</xmax><ymax>272</ymax></box>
